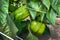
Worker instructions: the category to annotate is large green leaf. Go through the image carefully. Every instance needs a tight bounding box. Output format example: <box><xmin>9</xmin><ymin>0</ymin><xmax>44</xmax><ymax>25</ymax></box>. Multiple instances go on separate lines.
<box><xmin>51</xmin><ymin>0</ymin><xmax>58</xmax><ymax>5</ymax></box>
<box><xmin>41</xmin><ymin>0</ymin><xmax>50</xmax><ymax>10</ymax></box>
<box><xmin>7</xmin><ymin>15</ymin><xmax>18</xmax><ymax>39</ymax></box>
<box><xmin>46</xmin><ymin>9</ymin><xmax>56</xmax><ymax>25</ymax></box>
<box><xmin>58</xmin><ymin>0</ymin><xmax>60</xmax><ymax>5</ymax></box>
<box><xmin>24</xmin><ymin>32</ymin><xmax>39</xmax><ymax>40</ymax></box>
<box><xmin>0</xmin><ymin>0</ymin><xmax>15</xmax><ymax>40</ymax></box>
<box><xmin>0</xmin><ymin>0</ymin><xmax>9</xmax><ymax>36</ymax></box>
<box><xmin>29</xmin><ymin>1</ymin><xmax>40</xmax><ymax>12</ymax></box>
<box><xmin>29</xmin><ymin>9</ymin><xmax>37</xmax><ymax>20</ymax></box>
<box><xmin>51</xmin><ymin>5</ymin><xmax>60</xmax><ymax>16</ymax></box>
<box><xmin>0</xmin><ymin>0</ymin><xmax>9</xmax><ymax>26</ymax></box>
<box><xmin>39</xmin><ymin>3</ymin><xmax>47</xmax><ymax>13</ymax></box>
<box><xmin>51</xmin><ymin>0</ymin><xmax>60</xmax><ymax>16</ymax></box>
<box><xmin>0</xmin><ymin>0</ymin><xmax>18</xmax><ymax>40</ymax></box>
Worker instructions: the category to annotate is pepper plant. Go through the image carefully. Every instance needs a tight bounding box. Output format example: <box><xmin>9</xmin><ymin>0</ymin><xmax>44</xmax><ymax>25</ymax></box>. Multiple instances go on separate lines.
<box><xmin>0</xmin><ymin>0</ymin><xmax>60</xmax><ymax>40</ymax></box>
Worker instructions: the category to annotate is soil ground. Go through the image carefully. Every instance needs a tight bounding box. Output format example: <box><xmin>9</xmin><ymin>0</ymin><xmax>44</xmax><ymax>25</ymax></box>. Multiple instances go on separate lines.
<box><xmin>40</xmin><ymin>18</ymin><xmax>60</xmax><ymax>40</ymax></box>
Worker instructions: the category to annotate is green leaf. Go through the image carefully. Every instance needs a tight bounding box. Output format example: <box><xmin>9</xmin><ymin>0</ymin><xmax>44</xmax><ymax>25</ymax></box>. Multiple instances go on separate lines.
<box><xmin>40</xmin><ymin>13</ymin><xmax>45</xmax><ymax>22</ymax></box>
<box><xmin>29</xmin><ymin>10</ymin><xmax>37</xmax><ymax>19</ymax></box>
<box><xmin>39</xmin><ymin>3</ymin><xmax>47</xmax><ymax>13</ymax></box>
<box><xmin>7</xmin><ymin>15</ymin><xmax>18</xmax><ymax>39</ymax></box>
<box><xmin>51</xmin><ymin>0</ymin><xmax>60</xmax><ymax>16</ymax></box>
<box><xmin>46</xmin><ymin>9</ymin><xmax>56</xmax><ymax>25</ymax></box>
<box><xmin>41</xmin><ymin>0</ymin><xmax>50</xmax><ymax>10</ymax></box>
<box><xmin>52</xmin><ymin>5</ymin><xmax>60</xmax><ymax>16</ymax></box>
<box><xmin>0</xmin><ymin>0</ymin><xmax>10</xmax><ymax>37</ymax></box>
<box><xmin>15</xmin><ymin>20</ymin><xmax>30</xmax><ymax>33</ymax></box>
<box><xmin>51</xmin><ymin>0</ymin><xmax>58</xmax><ymax>5</ymax></box>
<box><xmin>0</xmin><ymin>0</ymin><xmax>9</xmax><ymax>26</ymax></box>
<box><xmin>29</xmin><ymin>1</ymin><xmax>40</xmax><ymax>12</ymax></box>
<box><xmin>24</xmin><ymin>32</ymin><xmax>39</xmax><ymax>40</ymax></box>
<box><xmin>0</xmin><ymin>0</ymin><xmax>17</xmax><ymax>40</ymax></box>
<box><xmin>58</xmin><ymin>0</ymin><xmax>60</xmax><ymax>5</ymax></box>
<box><xmin>58</xmin><ymin>6</ymin><xmax>60</xmax><ymax>16</ymax></box>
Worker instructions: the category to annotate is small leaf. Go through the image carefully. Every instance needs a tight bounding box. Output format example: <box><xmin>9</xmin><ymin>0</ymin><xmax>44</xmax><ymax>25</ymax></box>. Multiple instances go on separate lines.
<box><xmin>29</xmin><ymin>1</ymin><xmax>40</xmax><ymax>12</ymax></box>
<box><xmin>24</xmin><ymin>32</ymin><xmax>39</xmax><ymax>40</ymax></box>
<box><xmin>46</xmin><ymin>9</ymin><xmax>56</xmax><ymax>25</ymax></box>
<box><xmin>41</xmin><ymin>0</ymin><xmax>50</xmax><ymax>10</ymax></box>
<box><xmin>29</xmin><ymin>9</ymin><xmax>37</xmax><ymax>19</ymax></box>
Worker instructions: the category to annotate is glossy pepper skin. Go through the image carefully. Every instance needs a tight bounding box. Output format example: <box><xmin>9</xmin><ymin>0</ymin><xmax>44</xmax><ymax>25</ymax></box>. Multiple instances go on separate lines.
<box><xmin>30</xmin><ymin>21</ymin><xmax>45</xmax><ymax>35</ymax></box>
<box><xmin>14</xmin><ymin>6</ymin><xmax>29</xmax><ymax>20</ymax></box>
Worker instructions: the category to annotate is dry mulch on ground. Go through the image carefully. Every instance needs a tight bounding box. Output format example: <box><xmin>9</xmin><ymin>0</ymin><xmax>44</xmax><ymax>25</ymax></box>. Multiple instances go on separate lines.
<box><xmin>40</xmin><ymin>18</ymin><xmax>60</xmax><ymax>40</ymax></box>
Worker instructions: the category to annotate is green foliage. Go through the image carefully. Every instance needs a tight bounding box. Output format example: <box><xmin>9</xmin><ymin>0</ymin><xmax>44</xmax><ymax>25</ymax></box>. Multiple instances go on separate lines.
<box><xmin>0</xmin><ymin>0</ymin><xmax>60</xmax><ymax>40</ymax></box>
<box><xmin>24</xmin><ymin>32</ymin><xmax>39</xmax><ymax>40</ymax></box>
<box><xmin>51</xmin><ymin>0</ymin><xmax>60</xmax><ymax>16</ymax></box>
<box><xmin>29</xmin><ymin>10</ymin><xmax>37</xmax><ymax>19</ymax></box>
<box><xmin>0</xmin><ymin>0</ymin><xmax>9</xmax><ymax>26</ymax></box>
<box><xmin>7</xmin><ymin>15</ymin><xmax>18</xmax><ymax>39</ymax></box>
<box><xmin>0</xmin><ymin>0</ymin><xmax>18</xmax><ymax>40</ymax></box>
<box><xmin>46</xmin><ymin>9</ymin><xmax>56</xmax><ymax>25</ymax></box>
<box><xmin>41</xmin><ymin>0</ymin><xmax>50</xmax><ymax>10</ymax></box>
